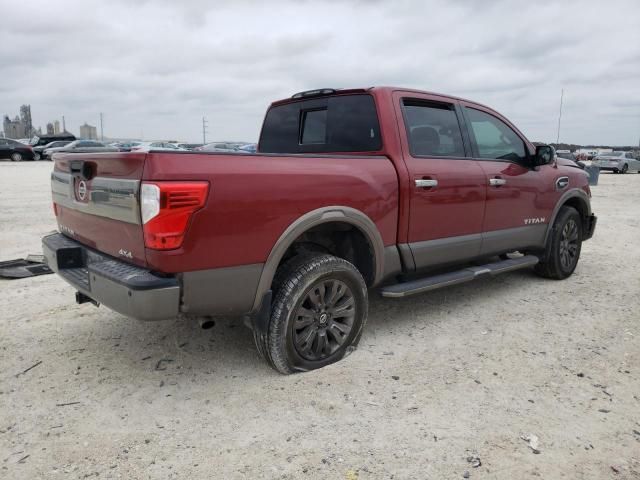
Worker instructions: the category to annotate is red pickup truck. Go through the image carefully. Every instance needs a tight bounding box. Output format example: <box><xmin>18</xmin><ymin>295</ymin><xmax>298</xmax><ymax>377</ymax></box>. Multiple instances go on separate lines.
<box><xmin>43</xmin><ymin>87</ymin><xmax>596</xmax><ymax>373</ymax></box>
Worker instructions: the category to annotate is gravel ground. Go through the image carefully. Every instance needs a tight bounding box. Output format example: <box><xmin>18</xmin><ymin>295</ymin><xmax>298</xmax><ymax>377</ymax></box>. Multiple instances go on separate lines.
<box><xmin>1</xmin><ymin>161</ymin><xmax>639</xmax><ymax>480</ymax></box>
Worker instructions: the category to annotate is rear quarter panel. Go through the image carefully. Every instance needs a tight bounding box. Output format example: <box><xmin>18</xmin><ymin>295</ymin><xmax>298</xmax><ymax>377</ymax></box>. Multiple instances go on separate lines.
<box><xmin>143</xmin><ymin>152</ymin><xmax>399</xmax><ymax>273</ymax></box>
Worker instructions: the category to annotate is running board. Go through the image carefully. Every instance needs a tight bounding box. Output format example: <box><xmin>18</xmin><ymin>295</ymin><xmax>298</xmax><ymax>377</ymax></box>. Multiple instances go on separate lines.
<box><xmin>380</xmin><ymin>255</ymin><xmax>539</xmax><ymax>298</ymax></box>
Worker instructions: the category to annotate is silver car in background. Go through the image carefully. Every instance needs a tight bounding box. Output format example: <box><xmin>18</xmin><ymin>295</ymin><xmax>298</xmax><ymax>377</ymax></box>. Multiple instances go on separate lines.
<box><xmin>44</xmin><ymin>140</ymin><xmax>119</xmax><ymax>159</ymax></box>
<box><xmin>130</xmin><ymin>141</ymin><xmax>188</xmax><ymax>152</ymax></box>
<box><xmin>593</xmin><ymin>151</ymin><xmax>640</xmax><ymax>174</ymax></box>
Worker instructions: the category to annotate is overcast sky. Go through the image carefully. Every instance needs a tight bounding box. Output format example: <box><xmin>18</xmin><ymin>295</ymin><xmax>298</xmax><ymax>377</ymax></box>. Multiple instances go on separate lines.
<box><xmin>1</xmin><ymin>0</ymin><xmax>639</xmax><ymax>145</ymax></box>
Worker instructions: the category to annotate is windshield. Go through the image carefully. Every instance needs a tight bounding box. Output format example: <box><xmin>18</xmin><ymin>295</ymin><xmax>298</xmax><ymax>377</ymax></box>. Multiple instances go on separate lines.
<box><xmin>603</xmin><ymin>151</ymin><xmax>624</xmax><ymax>157</ymax></box>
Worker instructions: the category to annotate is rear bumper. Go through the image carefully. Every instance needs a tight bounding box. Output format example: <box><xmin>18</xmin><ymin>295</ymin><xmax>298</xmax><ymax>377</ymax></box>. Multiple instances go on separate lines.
<box><xmin>42</xmin><ymin>233</ymin><xmax>180</xmax><ymax>320</ymax></box>
<box><xmin>583</xmin><ymin>214</ymin><xmax>597</xmax><ymax>241</ymax></box>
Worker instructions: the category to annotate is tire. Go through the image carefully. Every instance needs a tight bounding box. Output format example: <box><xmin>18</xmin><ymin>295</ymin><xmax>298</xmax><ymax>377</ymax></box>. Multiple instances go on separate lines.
<box><xmin>621</xmin><ymin>164</ymin><xmax>628</xmax><ymax>174</ymax></box>
<box><xmin>10</xmin><ymin>152</ymin><xmax>23</xmax><ymax>162</ymax></box>
<box><xmin>255</xmin><ymin>254</ymin><xmax>368</xmax><ymax>374</ymax></box>
<box><xmin>33</xmin><ymin>152</ymin><xmax>41</xmax><ymax>161</ymax></box>
<box><xmin>534</xmin><ymin>206</ymin><xmax>582</xmax><ymax>280</ymax></box>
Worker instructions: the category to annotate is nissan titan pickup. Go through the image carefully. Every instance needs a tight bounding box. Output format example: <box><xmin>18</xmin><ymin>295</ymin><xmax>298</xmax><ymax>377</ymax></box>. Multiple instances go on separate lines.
<box><xmin>43</xmin><ymin>87</ymin><xmax>597</xmax><ymax>373</ymax></box>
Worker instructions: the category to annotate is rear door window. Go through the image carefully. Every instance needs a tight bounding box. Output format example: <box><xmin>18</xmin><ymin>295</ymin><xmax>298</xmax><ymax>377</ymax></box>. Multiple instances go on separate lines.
<box><xmin>465</xmin><ymin>108</ymin><xmax>526</xmax><ymax>163</ymax></box>
<box><xmin>402</xmin><ymin>99</ymin><xmax>465</xmax><ymax>157</ymax></box>
<box><xmin>260</xmin><ymin>94</ymin><xmax>381</xmax><ymax>153</ymax></box>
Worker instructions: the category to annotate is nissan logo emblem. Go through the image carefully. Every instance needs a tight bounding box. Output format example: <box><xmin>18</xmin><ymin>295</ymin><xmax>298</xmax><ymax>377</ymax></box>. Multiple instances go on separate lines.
<box><xmin>78</xmin><ymin>180</ymin><xmax>87</xmax><ymax>201</ymax></box>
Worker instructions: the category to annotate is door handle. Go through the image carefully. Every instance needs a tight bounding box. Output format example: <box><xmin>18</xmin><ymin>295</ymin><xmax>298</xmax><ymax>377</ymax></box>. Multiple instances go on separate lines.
<box><xmin>556</xmin><ymin>176</ymin><xmax>569</xmax><ymax>190</ymax></box>
<box><xmin>415</xmin><ymin>179</ymin><xmax>438</xmax><ymax>188</ymax></box>
<box><xmin>489</xmin><ymin>177</ymin><xmax>507</xmax><ymax>187</ymax></box>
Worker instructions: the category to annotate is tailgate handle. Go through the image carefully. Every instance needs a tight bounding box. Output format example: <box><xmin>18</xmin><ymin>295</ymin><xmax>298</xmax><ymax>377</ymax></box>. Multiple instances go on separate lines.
<box><xmin>69</xmin><ymin>160</ymin><xmax>95</xmax><ymax>180</ymax></box>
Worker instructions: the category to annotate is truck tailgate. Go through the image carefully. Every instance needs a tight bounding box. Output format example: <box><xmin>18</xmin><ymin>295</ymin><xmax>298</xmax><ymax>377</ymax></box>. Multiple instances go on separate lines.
<box><xmin>51</xmin><ymin>152</ymin><xmax>148</xmax><ymax>267</ymax></box>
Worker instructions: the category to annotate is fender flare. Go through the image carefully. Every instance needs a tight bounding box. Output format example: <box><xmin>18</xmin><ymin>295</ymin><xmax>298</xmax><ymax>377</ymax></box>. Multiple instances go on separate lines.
<box><xmin>251</xmin><ymin>206</ymin><xmax>385</xmax><ymax>312</ymax></box>
<box><xmin>544</xmin><ymin>188</ymin><xmax>591</xmax><ymax>245</ymax></box>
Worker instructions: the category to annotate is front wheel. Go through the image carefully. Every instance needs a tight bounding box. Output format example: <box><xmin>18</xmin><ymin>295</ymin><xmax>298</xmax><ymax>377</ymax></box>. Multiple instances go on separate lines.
<box><xmin>535</xmin><ymin>206</ymin><xmax>582</xmax><ymax>280</ymax></box>
<box><xmin>10</xmin><ymin>152</ymin><xmax>23</xmax><ymax>162</ymax></box>
<box><xmin>33</xmin><ymin>152</ymin><xmax>41</xmax><ymax>161</ymax></box>
<box><xmin>256</xmin><ymin>254</ymin><xmax>368</xmax><ymax>374</ymax></box>
<box><xmin>621</xmin><ymin>164</ymin><xmax>628</xmax><ymax>174</ymax></box>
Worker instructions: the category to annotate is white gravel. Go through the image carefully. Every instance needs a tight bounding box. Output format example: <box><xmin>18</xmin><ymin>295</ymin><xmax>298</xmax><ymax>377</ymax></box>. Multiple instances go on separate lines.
<box><xmin>1</xmin><ymin>161</ymin><xmax>639</xmax><ymax>479</ymax></box>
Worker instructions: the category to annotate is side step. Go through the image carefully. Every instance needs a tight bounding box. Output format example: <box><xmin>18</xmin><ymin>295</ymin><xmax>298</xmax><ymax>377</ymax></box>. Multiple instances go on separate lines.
<box><xmin>380</xmin><ymin>255</ymin><xmax>539</xmax><ymax>298</ymax></box>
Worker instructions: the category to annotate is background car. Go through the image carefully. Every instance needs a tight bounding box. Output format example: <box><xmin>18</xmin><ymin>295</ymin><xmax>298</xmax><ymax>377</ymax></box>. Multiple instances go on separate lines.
<box><xmin>30</xmin><ymin>133</ymin><xmax>76</xmax><ymax>148</ymax></box>
<box><xmin>238</xmin><ymin>143</ymin><xmax>257</xmax><ymax>153</ymax></box>
<box><xmin>195</xmin><ymin>142</ymin><xmax>242</xmax><ymax>152</ymax></box>
<box><xmin>593</xmin><ymin>151</ymin><xmax>640</xmax><ymax>174</ymax></box>
<box><xmin>109</xmin><ymin>141</ymin><xmax>143</xmax><ymax>152</ymax></box>
<box><xmin>171</xmin><ymin>143</ymin><xmax>203</xmax><ymax>151</ymax></box>
<box><xmin>43</xmin><ymin>140</ymin><xmax>118</xmax><ymax>159</ymax></box>
<box><xmin>555</xmin><ymin>150</ymin><xmax>576</xmax><ymax>161</ymax></box>
<box><xmin>0</xmin><ymin>138</ymin><xmax>35</xmax><ymax>161</ymax></box>
<box><xmin>130</xmin><ymin>141</ymin><xmax>187</xmax><ymax>152</ymax></box>
<box><xmin>33</xmin><ymin>140</ymin><xmax>72</xmax><ymax>160</ymax></box>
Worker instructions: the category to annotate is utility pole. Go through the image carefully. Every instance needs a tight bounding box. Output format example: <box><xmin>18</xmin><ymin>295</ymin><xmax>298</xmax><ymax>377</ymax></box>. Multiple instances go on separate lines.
<box><xmin>202</xmin><ymin>116</ymin><xmax>208</xmax><ymax>145</ymax></box>
<box><xmin>62</xmin><ymin>115</ymin><xmax>66</xmax><ymax>133</ymax></box>
<box><xmin>556</xmin><ymin>89</ymin><xmax>564</xmax><ymax>144</ymax></box>
<box><xmin>99</xmin><ymin>112</ymin><xmax>104</xmax><ymax>141</ymax></box>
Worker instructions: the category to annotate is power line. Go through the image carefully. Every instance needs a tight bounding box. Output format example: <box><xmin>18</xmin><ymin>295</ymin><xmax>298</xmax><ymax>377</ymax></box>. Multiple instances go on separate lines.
<box><xmin>202</xmin><ymin>116</ymin><xmax>208</xmax><ymax>145</ymax></box>
<box><xmin>556</xmin><ymin>89</ymin><xmax>564</xmax><ymax>144</ymax></box>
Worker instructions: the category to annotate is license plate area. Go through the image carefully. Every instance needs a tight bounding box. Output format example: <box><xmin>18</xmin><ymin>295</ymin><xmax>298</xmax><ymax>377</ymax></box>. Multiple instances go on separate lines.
<box><xmin>56</xmin><ymin>247</ymin><xmax>85</xmax><ymax>270</ymax></box>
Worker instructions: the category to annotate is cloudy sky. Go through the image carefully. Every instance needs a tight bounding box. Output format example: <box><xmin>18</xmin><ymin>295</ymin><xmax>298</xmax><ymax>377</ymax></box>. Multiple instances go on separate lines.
<box><xmin>1</xmin><ymin>0</ymin><xmax>639</xmax><ymax>145</ymax></box>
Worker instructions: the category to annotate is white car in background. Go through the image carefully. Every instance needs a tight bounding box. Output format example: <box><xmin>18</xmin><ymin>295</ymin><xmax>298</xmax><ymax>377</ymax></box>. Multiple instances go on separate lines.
<box><xmin>130</xmin><ymin>142</ymin><xmax>187</xmax><ymax>152</ymax></box>
<box><xmin>593</xmin><ymin>151</ymin><xmax>640</xmax><ymax>174</ymax></box>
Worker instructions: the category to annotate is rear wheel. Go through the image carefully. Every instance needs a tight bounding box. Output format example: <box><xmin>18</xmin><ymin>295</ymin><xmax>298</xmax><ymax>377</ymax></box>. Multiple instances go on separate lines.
<box><xmin>621</xmin><ymin>164</ymin><xmax>628</xmax><ymax>174</ymax></box>
<box><xmin>255</xmin><ymin>254</ymin><xmax>368</xmax><ymax>374</ymax></box>
<box><xmin>10</xmin><ymin>152</ymin><xmax>23</xmax><ymax>162</ymax></box>
<box><xmin>535</xmin><ymin>206</ymin><xmax>582</xmax><ymax>280</ymax></box>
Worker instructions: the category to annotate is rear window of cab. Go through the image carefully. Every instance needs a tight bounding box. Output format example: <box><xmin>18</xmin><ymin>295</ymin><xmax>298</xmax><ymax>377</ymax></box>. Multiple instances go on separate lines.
<box><xmin>259</xmin><ymin>94</ymin><xmax>382</xmax><ymax>154</ymax></box>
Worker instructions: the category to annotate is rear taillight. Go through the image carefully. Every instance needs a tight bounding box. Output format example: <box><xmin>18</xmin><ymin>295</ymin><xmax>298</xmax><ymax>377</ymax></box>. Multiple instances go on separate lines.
<box><xmin>141</xmin><ymin>181</ymin><xmax>209</xmax><ymax>250</ymax></box>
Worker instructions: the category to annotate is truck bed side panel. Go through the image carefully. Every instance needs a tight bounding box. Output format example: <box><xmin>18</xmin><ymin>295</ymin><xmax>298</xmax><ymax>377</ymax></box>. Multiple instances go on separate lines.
<box><xmin>142</xmin><ymin>152</ymin><xmax>399</xmax><ymax>273</ymax></box>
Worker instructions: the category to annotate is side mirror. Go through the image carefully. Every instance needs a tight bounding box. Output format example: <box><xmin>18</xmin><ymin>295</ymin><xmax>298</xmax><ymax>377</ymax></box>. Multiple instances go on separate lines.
<box><xmin>533</xmin><ymin>145</ymin><xmax>554</xmax><ymax>167</ymax></box>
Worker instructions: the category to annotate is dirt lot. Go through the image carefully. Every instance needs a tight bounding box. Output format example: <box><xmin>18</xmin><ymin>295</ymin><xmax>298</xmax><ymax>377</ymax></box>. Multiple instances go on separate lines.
<box><xmin>1</xmin><ymin>161</ymin><xmax>639</xmax><ymax>479</ymax></box>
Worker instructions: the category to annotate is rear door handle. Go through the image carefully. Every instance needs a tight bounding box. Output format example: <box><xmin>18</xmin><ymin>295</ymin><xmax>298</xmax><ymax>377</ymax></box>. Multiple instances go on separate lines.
<box><xmin>415</xmin><ymin>179</ymin><xmax>438</xmax><ymax>188</ymax></box>
<box><xmin>489</xmin><ymin>177</ymin><xmax>507</xmax><ymax>187</ymax></box>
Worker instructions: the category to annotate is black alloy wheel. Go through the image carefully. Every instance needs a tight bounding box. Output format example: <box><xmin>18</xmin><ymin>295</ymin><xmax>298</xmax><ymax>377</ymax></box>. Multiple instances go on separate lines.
<box><xmin>293</xmin><ymin>279</ymin><xmax>355</xmax><ymax>361</ymax></box>
<box><xmin>558</xmin><ymin>218</ymin><xmax>579</xmax><ymax>271</ymax></box>
<box><xmin>255</xmin><ymin>254</ymin><xmax>368</xmax><ymax>374</ymax></box>
<box><xmin>534</xmin><ymin>206</ymin><xmax>582</xmax><ymax>280</ymax></box>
